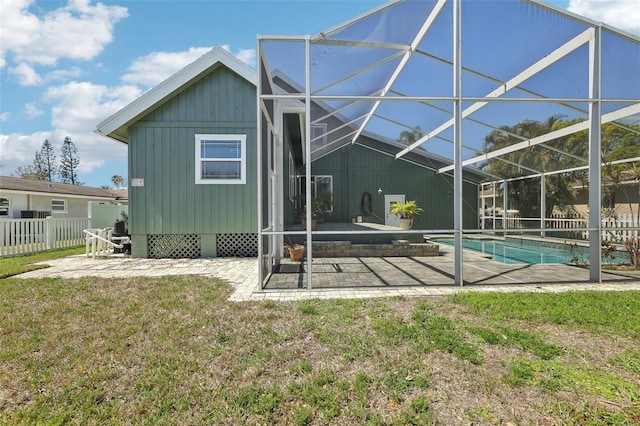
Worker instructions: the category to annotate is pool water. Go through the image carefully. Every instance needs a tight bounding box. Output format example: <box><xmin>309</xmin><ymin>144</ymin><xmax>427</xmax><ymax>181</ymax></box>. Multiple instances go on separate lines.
<box><xmin>434</xmin><ymin>238</ymin><xmax>623</xmax><ymax>265</ymax></box>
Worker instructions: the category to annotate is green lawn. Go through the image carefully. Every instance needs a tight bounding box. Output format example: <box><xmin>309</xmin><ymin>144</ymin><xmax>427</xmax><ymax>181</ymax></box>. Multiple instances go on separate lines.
<box><xmin>1</xmin><ymin>252</ymin><xmax>639</xmax><ymax>425</ymax></box>
<box><xmin>0</xmin><ymin>247</ymin><xmax>84</xmax><ymax>279</ymax></box>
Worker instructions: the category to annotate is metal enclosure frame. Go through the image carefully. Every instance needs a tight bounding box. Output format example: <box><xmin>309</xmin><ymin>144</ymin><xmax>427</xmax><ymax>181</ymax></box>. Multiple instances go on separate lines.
<box><xmin>258</xmin><ymin>0</ymin><xmax>640</xmax><ymax>289</ymax></box>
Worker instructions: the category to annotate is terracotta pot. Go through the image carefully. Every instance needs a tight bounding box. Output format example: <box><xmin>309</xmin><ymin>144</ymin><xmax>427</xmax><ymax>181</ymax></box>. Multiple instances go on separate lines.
<box><xmin>301</xmin><ymin>219</ymin><xmax>318</xmax><ymax>230</ymax></box>
<box><xmin>288</xmin><ymin>244</ymin><xmax>305</xmax><ymax>261</ymax></box>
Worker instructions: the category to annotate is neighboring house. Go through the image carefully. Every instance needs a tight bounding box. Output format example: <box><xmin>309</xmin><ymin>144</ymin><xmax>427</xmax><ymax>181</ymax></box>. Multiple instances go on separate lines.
<box><xmin>480</xmin><ymin>179</ymin><xmax>640</xmax><ymax>219</ymax></box>
<box><xmin>0</xmin><ymin>176</ymin><xmax>127</xmax><ymax>219</ymax></box>
<box><xmin>96</xmin><ymin>46</ymin><xmax>483</xmax><ymax>259</ymax></box>
<box><xmin>572</xmin><ymin>179</ymin><xmax>640</xmax><ymax>217</ymax></box>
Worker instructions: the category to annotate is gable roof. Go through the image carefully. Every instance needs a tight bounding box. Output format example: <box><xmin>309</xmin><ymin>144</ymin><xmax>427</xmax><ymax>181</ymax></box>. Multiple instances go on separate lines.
<box><xmin>0</xmin><ymin>176</ymin><xmax>127</xmax><ymax>200</ymax></box>
<box><xmin>95</xmin><ymin>46</ymin><xmax>257</xmax><ymax>143</ymax></box>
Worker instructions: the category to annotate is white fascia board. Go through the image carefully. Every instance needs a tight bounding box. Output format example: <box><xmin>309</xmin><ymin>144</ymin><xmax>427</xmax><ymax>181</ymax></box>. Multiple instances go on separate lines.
<box><xmin>0</xmin><ymin>189</ymin><xmax>117</xmax><ymax>201</ymax></box>
<box><xmin>96</xmin><ymin>46</ymin><xmax>257</xmax><ymax>141</ymax></box>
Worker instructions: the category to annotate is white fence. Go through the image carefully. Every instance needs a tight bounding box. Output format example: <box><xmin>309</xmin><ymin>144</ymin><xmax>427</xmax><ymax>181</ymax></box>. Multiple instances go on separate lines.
<box><xmin>601</xmin><ymin>214</ymin><xmax>639</xmax><ymax>242</ymax></box>
<box><xmin>482</xmin><ymin>211</ymin><xmax>639</xmax><ymax>241</ymax></box>
<box><xmin>0</xmin><ymin>217</ymin><xmax>88</xmax><ymax>257</ymax></box>
<box><xmin>546</xmin><ymin>213</ymin><xmax>639</xmax><ymax>241</ymax></box>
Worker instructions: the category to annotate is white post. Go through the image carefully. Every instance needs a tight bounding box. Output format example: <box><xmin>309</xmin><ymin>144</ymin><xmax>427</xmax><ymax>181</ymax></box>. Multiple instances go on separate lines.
<box><xmin>305</xmin><ymin>35</ymin><xmax>313</xmax><ymax>290</ymax></box>
<box><xmin>453</xmin><ymin>0</ymin><xmax>463</xmax><ymax>286</ymax></box>
<box><xmin>492</xmin><ymin>182</ymin><xmax>496</xmax><ymax>230</ymax></box>
<box><xmin>45</xmin><ymin>216</ymin><xmax>53</xmax><ymax>250</ymax></box>
<box><xmin>588</xmin><ymin>26</ymin><xmax>602</xmax><ymax>283</ymax></box>
<box><xmin>541</xmin><ymin>174</ymin><xmax>546</xmax><ymax>237</ymax></box>
<box><xmin>502</xmin><ymin>180</ymin><xmax>508</xmax><ymax>231</ymax></box>
<box><xmin>257</xmin><ymin>38</ymin><xmax>265</xmax><ymax>289</ymax></box>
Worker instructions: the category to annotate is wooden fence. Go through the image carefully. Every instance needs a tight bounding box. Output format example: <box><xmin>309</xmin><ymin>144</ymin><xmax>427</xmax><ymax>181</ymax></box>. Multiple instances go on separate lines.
<box><xmin>0</xmin><ymin>217</ymin><xmax>88</xmax><ymax>257</ymax></box>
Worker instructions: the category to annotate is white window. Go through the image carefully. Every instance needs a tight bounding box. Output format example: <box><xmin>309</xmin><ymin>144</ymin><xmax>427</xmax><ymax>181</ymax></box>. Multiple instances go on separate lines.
<box><xmin>310</xmin><ymin>123</ymin><xmax>327</xmax><ymax>151</ymax></box>
<box><xmin>51</xmin><ymin>199</ymin><xmax>66</xmax><ymax>213</ymax></box>
<box><xmin>0</xmin><ymin>197</ymin><xmax>9</xmax><ymax>216</ymax></box>
<box><xmin>297</xmin><ymin>175</ymin><xmax>333</xmax><ymax>212</ymax></box>
<box><xmin>195</xmin><ymin>134</ymin><xmax>246</xmax><ymax>184</ymax></box>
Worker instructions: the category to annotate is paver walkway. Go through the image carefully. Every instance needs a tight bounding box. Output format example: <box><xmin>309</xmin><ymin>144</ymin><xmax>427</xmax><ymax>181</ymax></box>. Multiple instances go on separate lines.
<box><xmin>15</xmin><ymin>252</ymin><xmax>640</xmax><ymax>301</ymax></box>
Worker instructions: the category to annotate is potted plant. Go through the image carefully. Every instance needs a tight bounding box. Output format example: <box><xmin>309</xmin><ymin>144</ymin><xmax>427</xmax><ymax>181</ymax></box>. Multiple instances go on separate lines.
<box><xmin>389</xmin><ymin>200</ymin><xmax>423</xmax><ymax>230</ymax></box>
<box><xmin>285</xmin><ymin>238</ymin><xmax>305</xmax><ymax>261</ymax></box>
<box><xmin>297</xmin><ymin>191</ymin><xmax>333</xmax><ymax>230</ymax></box>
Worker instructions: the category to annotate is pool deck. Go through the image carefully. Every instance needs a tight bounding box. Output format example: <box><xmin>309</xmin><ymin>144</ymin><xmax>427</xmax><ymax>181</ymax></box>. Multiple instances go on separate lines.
<box><xmin>265</xmin><ymin>244</ymin><xmax>640</xmax><ymax>289</ymax></box>
<box><xmin>14</xmin><ymin>244</ymin><xmax>640</xmax><ymax>302</ymax></box>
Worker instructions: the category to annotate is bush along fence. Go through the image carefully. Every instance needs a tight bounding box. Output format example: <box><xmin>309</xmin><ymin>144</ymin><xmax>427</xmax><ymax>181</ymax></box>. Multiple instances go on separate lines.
<box><xmin>0</xmin><ymin>217</ymin><xmax>88</xmax><ymax>257</ymax></box>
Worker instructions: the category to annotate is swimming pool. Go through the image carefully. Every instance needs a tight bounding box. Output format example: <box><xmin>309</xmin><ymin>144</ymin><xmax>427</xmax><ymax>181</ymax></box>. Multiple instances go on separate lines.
<box><xmin>433</xmin><ymin>237</ymin><xmax>621</xmax><ymax>265</ymax></box>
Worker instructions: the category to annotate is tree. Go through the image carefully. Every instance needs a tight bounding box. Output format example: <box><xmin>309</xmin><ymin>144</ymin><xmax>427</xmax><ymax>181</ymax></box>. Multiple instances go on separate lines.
<box><xmin>482</xmin><ymin>116</ymin><xmax>586</xmax><ymax>218</ymax></box>
<box><xmin>483</xmin><ymin>116</ymin><xmax>640</xmax><ymax>220</ymax></box>
<box><xmin>397</xmin><ymin>126</ymin><xmax>424</xmax><ymax>146</ymax></box>
<box><xmin>13</xmin><ymin>165</ymin><xmax>39</xmax><ymax>180</ymax></box>
<box><xmin>59</xmin><ymin>136</ymin><xmax>82</xmax><ymax>185</ymax></box>
<box><xmin>111</xmin><ymin>175</ymin><xmax>125</xmax><ymax>189</ymax></box>
<box><xmin>99</xmin><ymin>185</ymin><xmax>112</xmax><ymax>190</ymax></box>
<box><xmin>33</xmin><ymin>139</ymin><xmax>57</xmax><ymax>181</ymax></box>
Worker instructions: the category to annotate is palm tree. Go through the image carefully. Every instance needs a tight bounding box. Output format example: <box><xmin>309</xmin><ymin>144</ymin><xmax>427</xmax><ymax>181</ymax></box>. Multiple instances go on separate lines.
<box><xmin>482</xmin><ymin>116</ymin><xmax>581</xmax><ymax>217</ymax></box>
<box><xmin>111</xmin><ymin>175</ymin><xmax>125</xmax><ymax>189</ymax></box>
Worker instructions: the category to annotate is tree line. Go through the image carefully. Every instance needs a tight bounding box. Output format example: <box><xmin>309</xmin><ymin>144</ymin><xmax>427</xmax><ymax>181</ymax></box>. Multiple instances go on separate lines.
<box><xmin>14</xmin><ymin>137</ymin><xmax>82</xmax><ymax>185</ymax></box>
<box><xmin>481</xmin><ymin>116</ymin><xmax>640</xmax><ymax>218</ymax></box>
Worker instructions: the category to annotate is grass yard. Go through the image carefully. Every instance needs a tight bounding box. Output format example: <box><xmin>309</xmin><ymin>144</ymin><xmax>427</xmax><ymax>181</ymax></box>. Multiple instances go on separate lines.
<box><xmin>1</xmin><ymin>255</ymin><xmax>639</xmax><ymax>424</ymax></box>
<box><xmin>0</xmin><ymin>247</ymin><xmax>84</xmax><ymax>279</ymax></box>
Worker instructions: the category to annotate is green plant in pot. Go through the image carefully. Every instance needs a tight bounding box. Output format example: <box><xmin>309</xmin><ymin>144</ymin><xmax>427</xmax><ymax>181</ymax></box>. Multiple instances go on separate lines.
<box><xmin>389</xmin><ymin>200</ymin><xmax>423</xmax><ymax>230</ymax></box>
<box><xmin>297</xmin><ymin>191</ymin><xmax>333</xmax><ymax>230</ymax></box>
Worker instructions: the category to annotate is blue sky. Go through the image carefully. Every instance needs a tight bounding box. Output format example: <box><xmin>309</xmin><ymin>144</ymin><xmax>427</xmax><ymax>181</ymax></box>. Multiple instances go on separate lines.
<box><xmin>1</xmin><ymin>0</ymin><xmax>639</xmax><ymax>188</ymax></box>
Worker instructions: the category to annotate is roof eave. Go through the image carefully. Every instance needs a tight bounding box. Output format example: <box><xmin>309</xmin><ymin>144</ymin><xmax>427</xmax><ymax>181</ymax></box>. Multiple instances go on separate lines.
<box><xmin>95</xmin><ymin>46</ymin><xmax>257</xmax><ymax>144</ymax></box>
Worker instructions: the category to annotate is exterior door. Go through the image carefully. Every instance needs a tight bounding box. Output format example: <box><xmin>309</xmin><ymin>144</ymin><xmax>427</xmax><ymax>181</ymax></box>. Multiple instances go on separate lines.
<box><xmin>384</xmin><ymin>194</ymin><xmax>405</xmax><ymax>227</ymax></box>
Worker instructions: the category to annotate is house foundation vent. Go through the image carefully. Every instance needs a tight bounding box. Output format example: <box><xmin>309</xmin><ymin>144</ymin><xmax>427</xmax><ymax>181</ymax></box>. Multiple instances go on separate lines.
<box><xmin>217</xmin><ymin>233</ymin><xmax>258</xmax><ymax>257</ymax></box>
<box><xmin>147</xmin><ymin>234</ymin><xmax>201</xmax><ymax>259</ymax></box>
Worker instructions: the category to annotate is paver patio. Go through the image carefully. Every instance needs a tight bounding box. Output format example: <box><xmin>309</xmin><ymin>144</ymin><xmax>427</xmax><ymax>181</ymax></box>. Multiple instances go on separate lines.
<box><xmin>14</xmin><ymin>245</ymin><xmax>640</xmax><ymax>302</ymax></box>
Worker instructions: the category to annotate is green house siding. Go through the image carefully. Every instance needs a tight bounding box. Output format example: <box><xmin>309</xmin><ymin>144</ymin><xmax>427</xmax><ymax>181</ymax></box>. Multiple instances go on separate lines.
<box><xmin>310</xmin><ymin>144</ymin><xmax>478</xmax><ymax>229</ymax></box>
<box><xmin>127</xmin><ymin>66</ymin><xmax>257</xmax><ymax>258</ymax></box>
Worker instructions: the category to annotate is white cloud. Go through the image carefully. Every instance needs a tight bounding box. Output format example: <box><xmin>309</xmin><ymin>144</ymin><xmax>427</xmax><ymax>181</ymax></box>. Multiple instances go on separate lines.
<box><xmin>24</xmin><ymin>102</ymin><xmax>44</xmax><ymax>119</ymax></box>
<box><xmin>0</xmin><ymin>132</ymin><xmax>51</xmax><ymax>175</ymax></box>
<box><xmin>221</xmin><ymin>45</ymin><xmax>256</xmax><ymax>68</ymax></box>
<box><xmin>0</xmin><ymin>128</ymin><xmax>125</xmax><ymax>177</ymax></box>
<box><xmin>568</xmin><ymin>0</ymin><xmax>640</xmax><ymax>34</ymax></box>
<box><xmin>46</xmin><ymin>67</ymin><xmax>83</xmax><ymax>83</ymax></box>
<box><xmin>0</xmin><ymin>81</ymin><xmax>137</xmax><ymax>177</ymax></box>
<box><xmin>0</xmin><ymin>0</ymin><xmax>128</xmax><ymax>68</ymax></box>
<box><xmin>0</xmin><ymin>112</ymin><xmax>10</xmax><ymax>122</ymax></box>
<box><xmin>121</xmin><ymin>47</ymin><xmax>214</xmax><ymax>87</ymax></box>
<box><xmin>9</xmin><ymin>63</ymin><xmax>42</xmax><ymax>86</ymax></box>
<box><xmin>45</xmin><ymin>81</ymin><xmax>141</xmax><ymax>133</ymax></box>
<box><xmin>121</xmin><ymin>45</ymin><xmax>257</xmax><ymax>88</ymax></box>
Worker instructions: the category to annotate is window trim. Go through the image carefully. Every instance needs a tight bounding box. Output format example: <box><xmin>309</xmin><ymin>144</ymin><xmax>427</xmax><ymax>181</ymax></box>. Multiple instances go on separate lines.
<box><xmin>195</xmin><ymin>134</ymin><xmax>247</xmax><ymax>185</ymax></box>
<box><xmin>310</xmin><ymin>123</ymin><xmax>328</xmax><ymax>151</ymax></box>
<box><xmin>296</xmin><ymin>175</ymin><xmax>334</xmax><ymax>213</ymax></box>
<box><xmin>0</xmin><ymin>197</ymin><xmax>9</xmax><ymax>216</ymax></box>
<box><xmin>51</xmin><ymin>199</ymin><xmax>67</xmax><ymax>214</ymax></box>
<box><xmin>289</xmin><ymin>153</ymin><xmax>297</xmax><ymax>201</ymax></box>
